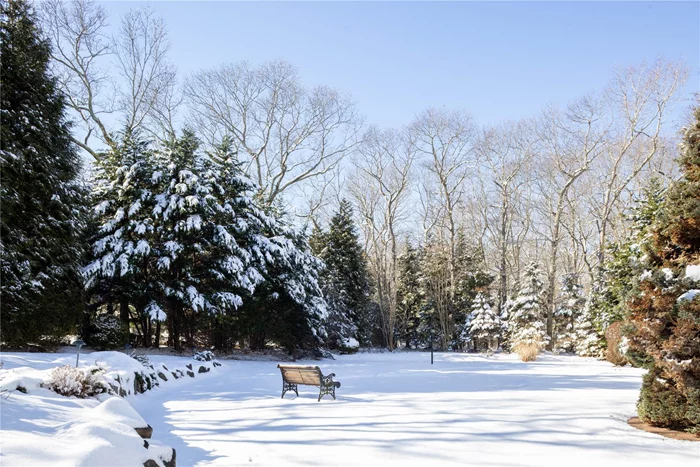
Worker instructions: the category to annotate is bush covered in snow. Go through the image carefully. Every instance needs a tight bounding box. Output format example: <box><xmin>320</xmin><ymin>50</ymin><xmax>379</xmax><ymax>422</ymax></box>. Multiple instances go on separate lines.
<box><xmin>86</xmin><ymin>314</ymin><xmax>128</xmax><ymax>350</ymax></box>
<box><xmin>129</xmin><ymin>352</ymin><xmax>151</xmax><ymax>367</ymax></box>
<box><xmin>193</xmin><ymin>350</ymin><xmax>216</xmax><ymax>362</ymax></box>
<box><xmin>338</xmin><ymin>337</ymin><xmax>359</xmax><ymax>354</ymax></box>
<box><xmin>43</xmin><ymin>365</ymin><xmax>109</xmax><ymax>398</ymax></box>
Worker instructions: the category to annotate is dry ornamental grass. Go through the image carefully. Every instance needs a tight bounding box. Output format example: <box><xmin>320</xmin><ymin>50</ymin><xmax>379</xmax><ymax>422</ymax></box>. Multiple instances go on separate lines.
<box><xmin>514</xmin><ymin>343</ymin><xmax>540</xmax><ymax>362</ymax></box>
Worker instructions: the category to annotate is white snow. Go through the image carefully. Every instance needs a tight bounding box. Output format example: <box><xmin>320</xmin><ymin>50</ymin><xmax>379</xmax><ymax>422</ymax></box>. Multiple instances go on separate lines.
<box><xmin>3</xmin><ymin>352</ymin><xmax>698</xmax><ymax>466</ymax></box>
<box><xmin>128</xmin><ymin>353</ymin><xmax>698</xmax><ymax>466</ymax></box>
<box><xmin>341</xmin><ymin>337</ymin><xmax>360</xmax><ymax>349</ymax></box>
<box><xmin>90</xmin><ymin>395</ymin><xmax>148</xmax><ymax>428</ymax></box>
<box><xmin>677</xmin><ymin>289</ymin><xmax>700</xmax><ymax>302</ymax></box>
<box><xmin>0</xmin><ymin>351</ymin><xmax>216</xmax><ymax>467</ymax></box>
<box><xmin>685</xmin><ymin>264</ymin><xmax>700</xmax><ymax>281</ymax></box>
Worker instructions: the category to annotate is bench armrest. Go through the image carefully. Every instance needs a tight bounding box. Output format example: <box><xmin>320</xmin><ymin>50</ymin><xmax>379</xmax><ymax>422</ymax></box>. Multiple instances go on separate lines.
<box><xmin>321</xmin><ymin>373</ymin><xmax>336</xmax><ymax>385</ymax></box>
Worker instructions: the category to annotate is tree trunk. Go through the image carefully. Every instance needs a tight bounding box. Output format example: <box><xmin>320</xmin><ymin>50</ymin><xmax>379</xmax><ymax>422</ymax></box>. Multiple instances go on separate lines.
<box><xmin>154</xmin><ymin>320</ymin><xmax>161</xmax><ymax>349</ymax></box>
<box><xmin>119</xmin><ymin>299</ymin><xmax>130</xmax><ymax>343</ymax></box>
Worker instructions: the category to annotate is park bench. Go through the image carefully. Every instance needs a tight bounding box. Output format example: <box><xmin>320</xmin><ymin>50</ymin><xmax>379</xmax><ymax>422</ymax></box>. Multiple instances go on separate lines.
<box><xmin>277</xmin><ymin>364</ymin><xmax>341</xmax><ymax>401</ymax></box>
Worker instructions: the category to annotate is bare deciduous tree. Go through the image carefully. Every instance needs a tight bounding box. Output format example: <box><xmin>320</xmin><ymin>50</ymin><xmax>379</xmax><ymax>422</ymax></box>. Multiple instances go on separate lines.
<box><xmin>536</xmin><ymin>96</ymin><xmax>609</xmax><ymax>347</ymax></box>
<box><xmin>409</xmin><ymin>108</ymin><xmax>477</xmax><ymax>299</ymax></box>
<box><xmin>184</xmin><ymin>60</ymin><xmax>361</xmax><ymax>209</ymax></box>
<box><xmin>477</xmin><ymin>119</ymin><xmax>537</xmax><ymax>316</ymax></box>
<box><xmin>350</xmin><ymin>127</ymin><xmax>414</xmax><ymax>350</ymax></box>
<box><xmin>589</xmin><ymin>59</ymin><xmax>687</xmax><ymax>266</ymax></box>
<box><xmin>41</xmin><ymin>0</ymin><xmax>178</xmax><ymax>158</ymax></box>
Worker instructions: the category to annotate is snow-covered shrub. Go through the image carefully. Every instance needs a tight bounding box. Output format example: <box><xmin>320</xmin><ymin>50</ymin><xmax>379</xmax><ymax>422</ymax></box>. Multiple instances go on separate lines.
<box><xmin>193</xmin><ymin>350</ymin><xmax>216</xmax><ymax>362</ymax></box>
<box><xmin>129</xmin><ymin>352</ymin><xmax>151</xmax><ymax>367</ymax></box>
<box><xmin>338</xmin><ymin>337</ymin><xmax>359</xmax><ymax>354</ymax></box>
<box><xmin>43</xmin><ymin>365</ymin><xmax>109</xmax><ymax>398</ymax></box>
<box><xmin>514</xmin><ymin>343</ymin><xmax>539</xmax><ymax>362</ymax></box>
<box><xmin>86</xmin><ymin>314</ymin><xmax>128</xmax><ymax>350</ymax></box>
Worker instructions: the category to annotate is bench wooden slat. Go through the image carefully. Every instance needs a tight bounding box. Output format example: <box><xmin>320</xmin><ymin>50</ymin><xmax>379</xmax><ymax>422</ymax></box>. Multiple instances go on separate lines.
<box><xmin>279</xmin><ymin>366</ymin><xmax>322</xmax><ymax>386</ymax></box>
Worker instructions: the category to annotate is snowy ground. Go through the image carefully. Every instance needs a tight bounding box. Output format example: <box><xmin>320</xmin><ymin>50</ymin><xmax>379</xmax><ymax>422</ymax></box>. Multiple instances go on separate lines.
<box><xmin>0</xmin><ymin>351</ymin><xmax>211</xmax><ymax>466</ymax></box>
<box><xmin>131</xmin><ymin>352</ymin><xmax>698</xmax><ymax>467</ymax></box>
<box><xmin>2</xmin><ymin>352</ymin><xmax>698</xmax><ymax>466</ymax></box>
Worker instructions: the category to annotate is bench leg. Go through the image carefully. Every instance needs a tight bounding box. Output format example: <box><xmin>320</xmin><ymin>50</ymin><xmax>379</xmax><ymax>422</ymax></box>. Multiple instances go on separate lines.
<box><xmin>318</xmin><ymin>383</ymin><xmax>337</xmax><ymax>401</ymax></box>
<box><xmin>282</xmin><ymin>382</ymin><xmax>298</xmax><ymax>399</ymax></box>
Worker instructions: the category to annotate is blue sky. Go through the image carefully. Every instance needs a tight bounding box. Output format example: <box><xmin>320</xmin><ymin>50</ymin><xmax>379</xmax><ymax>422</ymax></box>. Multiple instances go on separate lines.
<box><xmin>103</xmin><ymin>1</ymin><xmax>700</xmax><ymax>128</ymax></box>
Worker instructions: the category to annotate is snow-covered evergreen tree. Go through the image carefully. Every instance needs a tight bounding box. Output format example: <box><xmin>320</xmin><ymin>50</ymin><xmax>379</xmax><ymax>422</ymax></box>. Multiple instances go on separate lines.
<box><xmin>83</xmin><ymin>133</ymin><xmax>159</xmax><ymax>335</ymax></box>
<box><xmin>586</xmin><ymin>179</ymin><xmax>665</xmax><ymax>336</ymax></box>
<box><xmin>453</xmin><ymin>232</ymin><xmax>493</xmax><ymax>348</ymax></box>
<box><xmin>554</xmin><ymin>274</ymin><xmax>585</xmax><ymax>353</ymax></box>
<box><xmin>467</xmin><ymin>292</ymin><xmax>501</xmax><ymax>351</ymax></box>
<box><xmin>396</xmin><ymin>242</ymin><xmax>423</xmax><ymax>348</ymax></box>
<box><xmin>499</xmin><ymin>295</ymin><xmax>516</xmax><ymax>352</ymax></box>
<box><xmin>1</xmin><ymin>0</ymin><xmax>88</xmax><ymax>346</ymax></box>
<box><xmin>311</xmin><ymin>200</ymin><xmax>370</xmax><ymax>348</ymax></box>
<box><xmin>628</xmin><ymin>108</ymin><xmax>700</xmax><ymax>433</ymax></box>
<box><xmin>241</xmin><ymin>203</ymin><xmax>328</xmax><ymax>353</ymax></box>
<box><xmin>509</xmin><ymin>262</ymin><xmax>548</xmax><ymax>352</ymax></box>
<box><xmin>150</xmin><ymin>131</ymin><xmax>273</xmax><ymax>349</ymax></box>
<box><xmin>574</xmin><ymin>300</ymin><xmax>604</xmax><ymax>357</ymax></box>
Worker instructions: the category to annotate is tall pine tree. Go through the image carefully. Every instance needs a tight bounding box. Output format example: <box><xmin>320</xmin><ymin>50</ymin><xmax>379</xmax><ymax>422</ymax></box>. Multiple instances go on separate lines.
<box><xmin>240</xmin><ymin>201</ymin><xmax>328</xmax><ymax>354</ymax></box>
<box><xmin>451</xmin><ymin>231</ymin><xmax>494</xmax><ymax>349</ymax></box>
<box><xmin>554</xmin><ymin>273</ymin><xmax>585</xmax><ymax>353</ymax></box>
<box><xmin>83</xmin><ymin>132</ymin><xmax>158</xmax><ymax>347</ymax></box>
<box><xmin>311</xmin><ymin>200</ymin><xmax>371</xmax><ymax>348</ymax></box>
<box><xmin>1</xmin><ymin>0</ymin><xmax>87</xmax><ymax>346</ymax></box>
<box><xmin>396</xmin><ymin>242</ymin><xmax>423</xmax><ymax>348</ymax></box>
<box><xmin>628</xmin><ymin>108</ymin><xmax>700</xmax><ymax>434</ymax></box>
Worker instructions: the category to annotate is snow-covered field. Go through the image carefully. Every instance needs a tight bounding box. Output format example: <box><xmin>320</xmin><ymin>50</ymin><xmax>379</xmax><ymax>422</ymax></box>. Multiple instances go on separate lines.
<box><xmin>2</xmin><ymin>352</ymin><xmax>698</xmax><ymax>466</ymax></box>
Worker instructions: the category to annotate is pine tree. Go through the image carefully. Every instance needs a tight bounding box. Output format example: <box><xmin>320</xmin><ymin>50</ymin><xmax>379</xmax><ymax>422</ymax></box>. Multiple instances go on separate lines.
<box><xmin>83</xmin><ymin>133</ymin><xmax>159</xmax><ymax>346</ymax></box>
<box><xmin>150</xmin><ymin>131</ymin><xmax>273</xmax><ymax>349</ymax></box>
<box><xmin>578</xmin><ymin>180</ymin><xmax>666</xmax><ymax>359</ymax></box>
<box><xmin>0</xmin><ymin>0</ymin><xmax>88</xmax><ymax>346</ymax></box>
<box><xmin>396</xmin><ymin>242</ymin><xmax>423</xmax><ymax>348</ymax></box>
<box><xmin>587</xmin><ymin>180</ymin><xmax>665</xmax><ymax>334</ymax></box>
<box><xmin>453</xmin><ymin>232</ymin><xmax>494</xmax><ymax>348</ymax></box>
<box><xmin>194</xmin><ymin>137</ymin><xmax>275</xmax><ymax>349</ymax></box>
<box><xmin>575</xmin><ymin>284</ymin><xmax>605</xmax><ymax>357</ymax></box>
<box><xmin>467</xmin><ymin>292</ymin><xmax>501</xmax><ymax>351</ymax></box>
<box><xmin>628</xmin><ymin>108</ymin><xmax>700</xmax><ymax>434</ymax></box>
<box><xmin>554</xmin><ymin>274</ymin><xmax>585</xmax><ymax>353</ymax></box>
<box><xmin>499</xmin><ymin>295</ymin><xmax>516</xmax><ymax>352</ymax></box>
<box><xmin>312</xmin><ymin>200</ymin><xmax>370</xmax><ymax>348</ymax></box>
<box><xmin>509</xmin><ymin>262</ymin><xmax>548</xmax><ymax>359</ymax></box>
<box><xmin>240</xmin><ymin>203</ymin><xmax>328</xmax><ymax>354</ymax></box>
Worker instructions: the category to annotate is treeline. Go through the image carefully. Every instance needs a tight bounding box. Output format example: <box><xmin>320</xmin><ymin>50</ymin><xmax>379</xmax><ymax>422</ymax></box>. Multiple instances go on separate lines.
<box><xmin>18</xmin><ymin>0</ymin><xmax>693</xmax><ymax>357</ymax></box>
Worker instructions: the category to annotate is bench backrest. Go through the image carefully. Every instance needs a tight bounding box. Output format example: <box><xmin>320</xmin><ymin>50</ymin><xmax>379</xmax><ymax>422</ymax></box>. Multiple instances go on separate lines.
<box><xmin>278</xmin><ymin>365</ymin><xmax>322</xmax><ymax>386</ymax></box>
